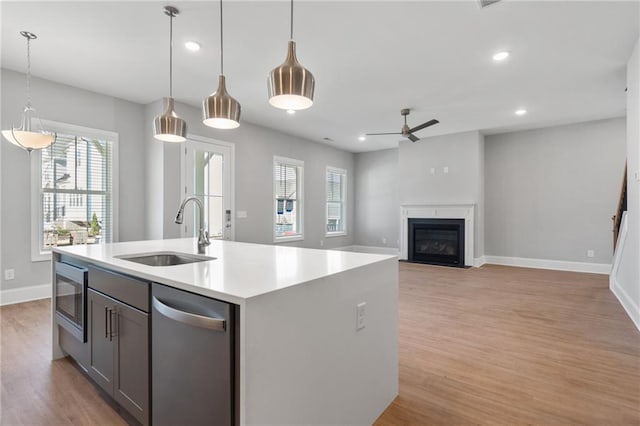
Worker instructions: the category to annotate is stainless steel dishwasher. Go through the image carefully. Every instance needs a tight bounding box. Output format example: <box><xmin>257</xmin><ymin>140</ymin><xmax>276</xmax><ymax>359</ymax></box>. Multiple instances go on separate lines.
<box><xmin>151</xmin><ymin>283</ymin><xmax>236</xmax><ymax>426</ymax></box>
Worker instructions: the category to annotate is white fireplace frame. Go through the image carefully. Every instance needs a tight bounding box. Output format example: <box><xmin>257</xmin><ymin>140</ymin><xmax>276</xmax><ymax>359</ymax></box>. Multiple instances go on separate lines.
<box><xmin>400</xmin><ymin>204</ymin><xmax>475</xmax><ymax>267</ymax></box>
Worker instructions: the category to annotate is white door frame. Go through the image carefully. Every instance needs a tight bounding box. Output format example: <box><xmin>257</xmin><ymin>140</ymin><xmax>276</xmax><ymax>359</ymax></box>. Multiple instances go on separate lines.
<box><xmin>180</xmin><ymin>134</ymin><xmax>235</xmax><ymax>241</ymax></box>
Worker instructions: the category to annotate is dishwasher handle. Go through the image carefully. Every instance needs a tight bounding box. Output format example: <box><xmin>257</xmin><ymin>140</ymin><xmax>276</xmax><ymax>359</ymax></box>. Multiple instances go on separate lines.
<box><xmin>152</xmin><ymin>296</ymin><xmax>226</xmax><ymax>332</ymax></box>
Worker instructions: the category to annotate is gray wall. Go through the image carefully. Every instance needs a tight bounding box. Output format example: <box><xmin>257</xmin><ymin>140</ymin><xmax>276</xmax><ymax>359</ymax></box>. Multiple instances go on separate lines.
<box><xmin>485</xmin><ymin>117</ymin><xmax>627</xmax><ymax>264</ymax></box>
<box><xmin>353</xmin><ymin>149</ymin><xmax>399</xmax><ymax>248</ymax></box>
<box><xmin>398</xmin><ymin>130</ymin><xmax>485</xmax><ymax>258</ymax></box>
<box><xmin>612</xmin><ymin>38</ymin><xmax>639</xmax><ymax>325</ymax></box>
<box><xmin>146</xmin><ymin>100</ymin><xmax>355</xmax><ymax>249</ymax></box>
<box><xmin>1</xmin><ymin>69</ymin><xmax>146</xmax><ymax>291</ymax></box>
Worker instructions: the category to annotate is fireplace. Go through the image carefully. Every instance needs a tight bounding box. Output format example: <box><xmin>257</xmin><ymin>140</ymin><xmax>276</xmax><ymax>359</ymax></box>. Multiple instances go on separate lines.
<box><xmin>408</xmin><ymin>218</ymin><xmax>465</xmax><ymax>267</ymax></box>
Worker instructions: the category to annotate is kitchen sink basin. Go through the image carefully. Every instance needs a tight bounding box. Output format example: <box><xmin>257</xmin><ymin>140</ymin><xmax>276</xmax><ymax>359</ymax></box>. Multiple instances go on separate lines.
<box><xmin>116</xmin><ymin>252</ymin><xmax>216</xmax><ymax>266</ymax></box>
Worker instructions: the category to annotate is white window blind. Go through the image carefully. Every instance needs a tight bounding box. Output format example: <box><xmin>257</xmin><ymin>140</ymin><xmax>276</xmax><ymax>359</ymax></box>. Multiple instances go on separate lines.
<box><xmin>274</xmin><ymin>157</ymin><xmax>303</xmax><ymax>241</ymax></box>
<box><xmin>38</xmin><ymin>133</ymin><xmax>113</xmax><ymax>251</ymax></box>
<box><xmin>326</xmin><ymin>167</ymin><xmax>346</xmax><ymax>235</ymax></box>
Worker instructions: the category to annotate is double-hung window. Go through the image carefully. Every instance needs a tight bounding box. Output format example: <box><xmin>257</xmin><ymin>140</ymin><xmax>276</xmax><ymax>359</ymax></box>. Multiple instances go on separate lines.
<box><xmin>31</xmin><ymin>122</ymin><xmax>117</xmax><ymax>261</ymax></box>
<box><xmin>274</xmin><ymin>156</ymin><xmax>304</xmax><ymax>242</ymax></box>
<box><xmin>326</xmin><ymin>167</ymin><xmax>347</xmax><ymax>236</ymax></box>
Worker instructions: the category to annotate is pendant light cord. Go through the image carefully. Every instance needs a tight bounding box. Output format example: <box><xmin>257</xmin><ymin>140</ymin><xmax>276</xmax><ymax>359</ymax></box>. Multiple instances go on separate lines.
<box><xmin>290</xmin><ymin>0</ymin><xmax>294</xmax><ymax>40</ymax></box>
<box><xmin>26</xmin><ymin>36</ymin><xmax>32</xmax><ymax>107</ymax></box>
<box><xmin>169</xmin><ymin>10</ymin><xmax>174</xmax><ymax>97</ymax></box>
<box><xmin>220</xmin><ymin>0</ymin><xmax>224</xmax><ymax>75</ymax></box>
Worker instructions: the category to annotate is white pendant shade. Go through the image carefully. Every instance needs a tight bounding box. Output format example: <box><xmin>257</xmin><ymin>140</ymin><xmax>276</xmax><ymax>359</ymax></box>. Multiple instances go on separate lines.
<box><xmin>2</xmin><ymin>105</ymin><xmax>55</xmax><ymax>151</ymax></box>
<box><xmin>2</xmin><ymin>130</ymin><xmax>54</xmax><ymax>150</ymax></box>
<box><xmin>2</xmin><ymin>31</ymin><xmax>56</xmax><ymax>152</ymax></box>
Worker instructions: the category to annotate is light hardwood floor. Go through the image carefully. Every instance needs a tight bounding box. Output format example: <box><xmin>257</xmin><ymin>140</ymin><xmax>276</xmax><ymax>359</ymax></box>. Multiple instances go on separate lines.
<box><xmin>1</xmin><ymin>263</ymin><xmax>639</xmax><ymax>425</ymax></box>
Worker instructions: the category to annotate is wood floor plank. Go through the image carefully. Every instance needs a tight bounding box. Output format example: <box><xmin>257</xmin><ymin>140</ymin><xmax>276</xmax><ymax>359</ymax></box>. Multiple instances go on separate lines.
<box><xmin>376</xmin><ymin>263</ymin><xmax>640</xmax><ymax>425</ymax></box>
<box><xmin>1</xmin><ymin>264</ymin><xmax>639</xmax><ymax>425</ymax></box>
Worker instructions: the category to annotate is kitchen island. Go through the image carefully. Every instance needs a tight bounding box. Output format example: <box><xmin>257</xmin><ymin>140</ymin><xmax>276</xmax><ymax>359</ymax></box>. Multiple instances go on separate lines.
<box><xmin>52</xmin><ymin>238</ymin><xmax>398</xmax><ymax>425</ymax></box>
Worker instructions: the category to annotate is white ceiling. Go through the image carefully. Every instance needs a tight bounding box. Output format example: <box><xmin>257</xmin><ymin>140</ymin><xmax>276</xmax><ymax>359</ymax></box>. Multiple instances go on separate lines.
<box><xmin>1</xmin><ymin>1</ymin><xmax>638</xmax><ymax>153</ymax></box>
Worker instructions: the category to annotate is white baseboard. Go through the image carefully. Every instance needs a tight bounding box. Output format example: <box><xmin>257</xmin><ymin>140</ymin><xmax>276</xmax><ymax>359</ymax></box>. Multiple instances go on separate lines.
<box><xmin>334</xmin><ymin>245</ymin><xmax>399</xmax><ymax>256</ymax></box>
<box><xmin>474</xmin><ymin>256</ymin><xmax>486</xmax><ymax>267</ymax></box>
<box><xmin>0</xmin><ymin>283</ymin><xmax>51</xmax><ymax>306</ymax></box>
<box><xmin>610</xmin><ymin>276</ymin><xmax>640</xmax><ymax>332</ymax></box>
<box><xmin>484</xmin><ymin>255</ymin><xmax>611</xmax><ymax>274</ymax></box>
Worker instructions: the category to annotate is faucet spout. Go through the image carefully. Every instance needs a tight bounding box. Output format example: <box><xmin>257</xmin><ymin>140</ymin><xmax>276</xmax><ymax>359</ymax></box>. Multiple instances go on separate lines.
<box><xmin>176</xmin><ymin>195</ymin><xmax>210</xmax><ymax>253</ymax></box>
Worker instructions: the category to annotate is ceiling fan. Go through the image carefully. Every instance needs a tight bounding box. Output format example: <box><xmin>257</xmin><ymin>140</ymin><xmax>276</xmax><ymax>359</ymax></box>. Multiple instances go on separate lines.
<box><xmin>366</xmin><ymin>108</ymin><xmax>439</xmax><ymax>142</ymax></box>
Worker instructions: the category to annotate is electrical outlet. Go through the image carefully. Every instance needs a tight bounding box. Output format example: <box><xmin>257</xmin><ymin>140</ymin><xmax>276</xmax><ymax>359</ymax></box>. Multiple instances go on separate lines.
<box><xmin>236</xmin><ymin>210</ymin><xmax>248</xmax><ymax>218</ymax></box>
<box><xmin>356</xmin><ymin>302</ymin><xmax>366</xmax><ymax>330</ymax></box>
<box><xmin>382</xmin><ymin>237</ymin><xmax>387</xmax><ymax>245</ymax></box>
<box><xmin>430</xmin><ymin>167</ymin><xmax>435</xmax><ymax>175</ymax></box>
<box><xmin>443</xmin><ymin>166</ymin><xmax>449</xmax><ymax>173</ymax></box>
<box><xmin>587</xmin><ymin>249</ymin><xmax>595</xmax><ymax>258</ymax></box>
<box><xmin>4</xmin><ymin>269</ymin><xmax>15</xmax><ymax>280</ymax></box>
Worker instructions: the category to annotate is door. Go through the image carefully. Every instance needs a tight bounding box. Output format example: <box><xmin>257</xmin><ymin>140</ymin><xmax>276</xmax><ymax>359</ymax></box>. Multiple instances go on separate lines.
<box><xmin>114</xmin><ymin>301</ymin><xmax>149</xmax><ymax>426</ymax></box>
<box><xmin>87</xmin><ymin>289</ymin><xmax>115</xmax><ymax>394</ymax></box>
<box><xmin>181</xmin><ymin>137</ymin><xmax>235</xmax><ymax>241</ymax></box>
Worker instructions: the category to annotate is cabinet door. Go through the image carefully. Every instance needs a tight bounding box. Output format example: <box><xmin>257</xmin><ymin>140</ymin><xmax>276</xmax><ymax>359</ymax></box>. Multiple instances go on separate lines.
<box><xmin>113</xmin><ymin>302</ymin><xmax>149</xmax><ymax>426</ymax></box>
<box><xmin>87</xmin><ymin>289</ymin><xmax>115</xmax><ymax>394</ymax></box>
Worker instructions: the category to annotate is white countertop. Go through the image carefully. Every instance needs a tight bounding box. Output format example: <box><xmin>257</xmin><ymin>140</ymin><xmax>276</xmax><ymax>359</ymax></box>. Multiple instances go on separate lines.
<box><xmin>53</xmin><ymin>238</ymin><xmax>396</xmax><ymax>305</ymax></box>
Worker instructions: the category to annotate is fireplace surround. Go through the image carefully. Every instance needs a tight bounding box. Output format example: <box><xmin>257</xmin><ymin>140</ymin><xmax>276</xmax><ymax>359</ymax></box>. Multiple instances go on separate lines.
<box><xmin>400</xmin><ymin>204</ymin><xmax>475</xmax><ymax>267</ymax></box>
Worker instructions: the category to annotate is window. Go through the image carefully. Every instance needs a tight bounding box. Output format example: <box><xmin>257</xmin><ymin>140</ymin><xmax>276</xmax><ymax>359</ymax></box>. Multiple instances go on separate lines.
<box><xmin>274</xmin><ymin>156</ymin><xmax>304</xmax><ymax>242</ymax></box>
<box><xmin>326</xmin><ymin>167</ymin><xmax>347</xmax><ymax>236</ymax></box>
<box><xmin>31</xmin><ymin>122</ymin><xmax>117</xmax><ymax>261</ymax></box>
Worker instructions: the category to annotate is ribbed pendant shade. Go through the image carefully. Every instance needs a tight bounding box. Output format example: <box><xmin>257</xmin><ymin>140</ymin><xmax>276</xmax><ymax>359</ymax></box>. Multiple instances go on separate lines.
<box><xmin>154</xmin><ymin>97</ymin><xmax>187</xmax><ymax>142</ymax></box>
<box><xmin>153</xmin><ymin>6</ymin><xmax>187</xmax><ymax>143</ymax></box>
<box><xmin>203</xmin><ymin>75</ymin><xmax>241</xmax><ymax>129</ymax></box>
<box><xmin>268</xmin><ymin>40</ymin><xmax>315</xmax><ymax>110</ymax></box>
<box><xmin>202</xmin><ymin>0</ymin><xmax>241</xmax><ymax>129</ymax></box>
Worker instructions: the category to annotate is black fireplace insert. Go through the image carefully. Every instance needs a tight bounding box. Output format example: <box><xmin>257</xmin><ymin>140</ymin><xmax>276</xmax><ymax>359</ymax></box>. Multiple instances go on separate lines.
<box><xmin>408</xmin><ymin>218</ymin><xmax>465</xmax><ymax>267</ymax></box>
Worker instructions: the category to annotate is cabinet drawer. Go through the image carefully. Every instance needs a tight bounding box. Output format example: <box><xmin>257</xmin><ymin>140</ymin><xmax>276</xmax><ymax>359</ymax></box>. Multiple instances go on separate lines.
<box><xmin>88</xmin><ymin>266</ymin><xmax>149</xmax><ymax>312</ymax></box>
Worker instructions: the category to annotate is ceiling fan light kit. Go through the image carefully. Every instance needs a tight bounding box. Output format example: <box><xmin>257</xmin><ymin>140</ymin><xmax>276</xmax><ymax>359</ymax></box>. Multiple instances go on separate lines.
<box><xmin>203</xmin><ymin>0</ymin><xmax>241</xmax><ymax>130</ymax></box>
<box><xmin>2</xmin><ymin>31</ymin><xmax>55</xmax><ymax>153</ymax></box>
<box><xmin>153</xmin><ymin>6</ymin><xmax>187</xmax><ymax>143</ymax></box>
<box><xmin>268</xmin><ymin>0</ymin><xmax>315</xmax><ymax>110</ymax></box>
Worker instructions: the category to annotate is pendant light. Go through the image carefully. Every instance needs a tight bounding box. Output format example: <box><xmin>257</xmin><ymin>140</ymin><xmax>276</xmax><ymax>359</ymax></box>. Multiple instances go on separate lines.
<box><xmin>2</xmin><ymin>31</ymin><xmax>55</xmax><ymax>153</ymax></box>
<box><xmin>203</xmin><ymin>0</ymin><xmax>241</xmax><ymax>129</ymax></box>
<box><xmin>267</xmin><ymin>0</ymin><xmax>315</xmax><ymax>111</ymax></box>
<box><xmin>154</xmin><ymin>6</ymin><xmax>187</xmax><ymax>142</ymax></box>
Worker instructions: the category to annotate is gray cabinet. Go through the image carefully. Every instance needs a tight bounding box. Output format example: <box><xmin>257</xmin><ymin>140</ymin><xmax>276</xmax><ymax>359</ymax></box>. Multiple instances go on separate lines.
<box><xmin>88</xmin><ymin>267</ymin><xmax>150</xmax><ymax>426</ymax></box>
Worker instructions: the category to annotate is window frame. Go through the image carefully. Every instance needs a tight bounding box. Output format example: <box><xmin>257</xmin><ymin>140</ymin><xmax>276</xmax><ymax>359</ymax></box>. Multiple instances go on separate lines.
<box><xmin>273</xmin><ymin>155</ymin><xmax>304</xmax><ymax>243</ymax></box>
<box><xmin>325</xmin><ymin>166</ymin><xmax>348</xmax><ymax>237</ymax></box>
<box><xmin>30</xmin><ymin>120</ymin><xmax>119</xmax><ymax>262</ymax></box>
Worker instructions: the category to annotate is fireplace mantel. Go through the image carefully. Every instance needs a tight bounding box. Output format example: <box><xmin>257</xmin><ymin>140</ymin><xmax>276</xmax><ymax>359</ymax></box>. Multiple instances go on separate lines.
<box><xmin>400</xmin><ymin>204</ymin><xmax>475</xmax><ymax>266</ymax></box>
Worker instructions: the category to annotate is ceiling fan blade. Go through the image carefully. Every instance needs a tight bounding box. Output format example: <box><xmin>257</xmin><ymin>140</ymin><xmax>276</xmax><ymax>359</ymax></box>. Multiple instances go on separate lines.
<box><xmin>365</xmin><ymin>132</ymin><xmax>402</xmax><ymax>136</ymax></box>
<box><xmin>408</xmin><ymin>134</ymin><xmax>420</xmax><ymax>142</ymax></box>
<box><xmin>409</xmin><ymin>119</ymin><xmax>440</xmax><ymax>134</ymax></box>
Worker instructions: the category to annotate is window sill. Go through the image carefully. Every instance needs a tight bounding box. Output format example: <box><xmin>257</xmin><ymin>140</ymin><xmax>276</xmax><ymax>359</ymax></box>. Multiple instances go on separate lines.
<box><xmin>325</xmin><ymin>232</ymin><xmax>347</xmax><ymax>238</ymax></box>
<box><xmin>32</xmin><ymin>251</ymin><xmax>52</xmax><ymax>263</ymax></box>
<box><xmin>274</xmin><ymin>235</ymin><xmax>304</xmax><ymax>243</ymax></box>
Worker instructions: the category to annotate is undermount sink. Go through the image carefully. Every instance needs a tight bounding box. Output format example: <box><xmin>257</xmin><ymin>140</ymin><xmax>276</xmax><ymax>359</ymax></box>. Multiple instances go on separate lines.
<box><xmin>116</xmin><ymin>251</ymin><xmax>216</xmax><ymax>267</ymax></box>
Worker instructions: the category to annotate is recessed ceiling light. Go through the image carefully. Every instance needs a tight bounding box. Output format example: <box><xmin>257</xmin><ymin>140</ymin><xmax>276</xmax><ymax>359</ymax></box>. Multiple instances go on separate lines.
<box><xmin>515</xmin><ymin>109</ymin><xmax>527</xmax><ymax>116</ymax></box>
<box><xmin>286</xmin><ymin>109</ymin><xmax>296</xmax><ymax>115</ymax></box>
<box><xmin>358</xmin><ymin>136</ymin><xmax>366</xmax><ymax>141</ymax></box>
<box><xmin>492</xmin><ymin>51</ymin><xmax>510</xmax><ymax>61</ymax></box>
<box><xmin>185</xmin><ymin>41</ymin><xmax>201</xmax><ymax>52</ymax></box>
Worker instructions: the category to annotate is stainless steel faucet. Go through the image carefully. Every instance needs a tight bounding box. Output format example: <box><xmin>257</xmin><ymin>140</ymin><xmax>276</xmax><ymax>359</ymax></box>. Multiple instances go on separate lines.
<box><xmin>175</xmin><ymin>196</ymin><xmax>210</xmax><ymax>253</ymax></box>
